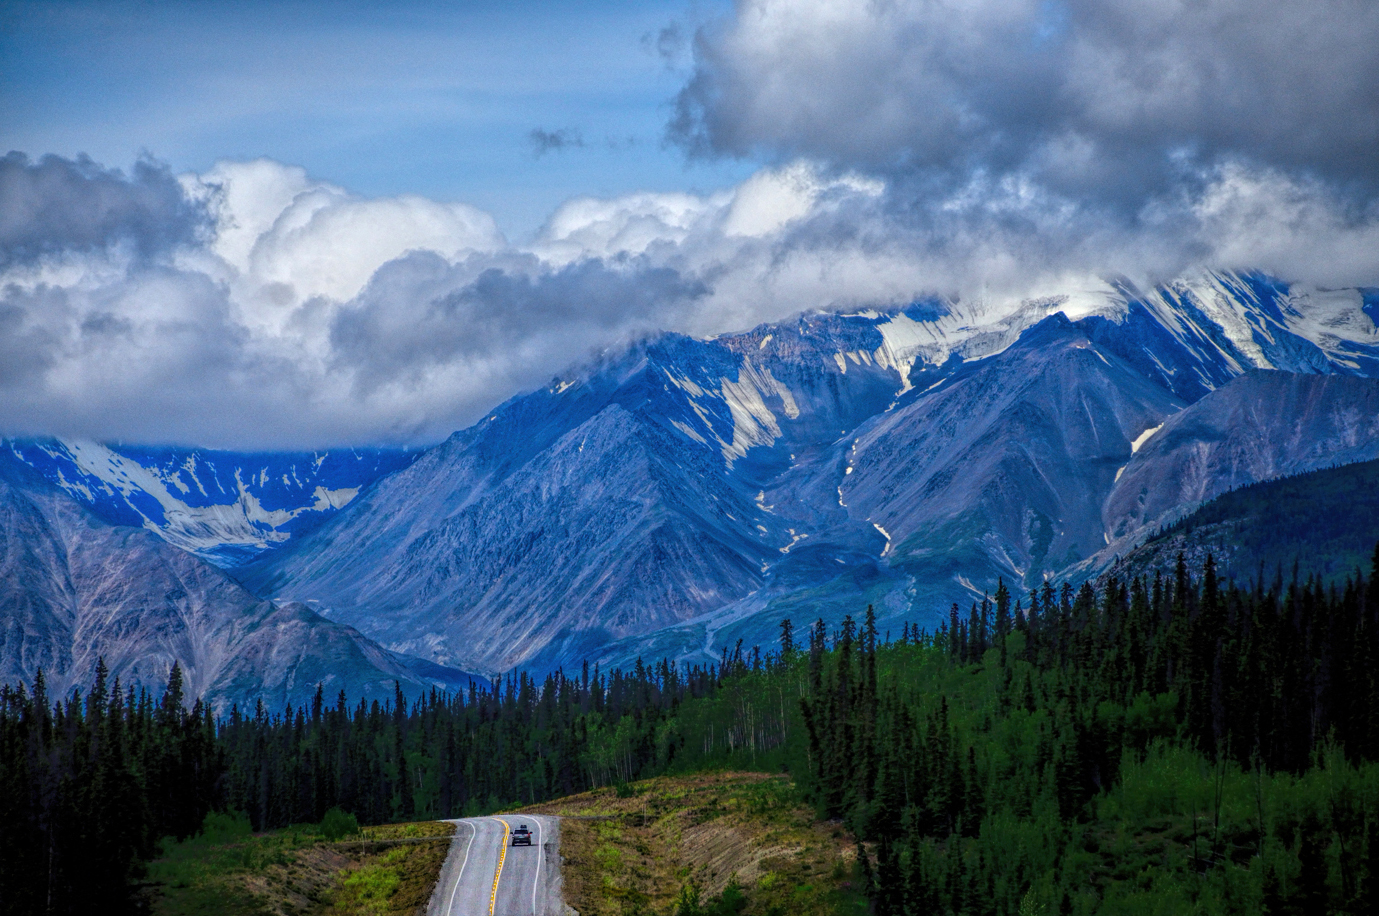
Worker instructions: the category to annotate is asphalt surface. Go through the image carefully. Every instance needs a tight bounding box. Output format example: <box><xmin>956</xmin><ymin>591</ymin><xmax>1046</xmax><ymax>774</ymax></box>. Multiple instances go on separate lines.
<box><xmin>427</xmin><ymin>815</ymin><xmax>565</xmax><ymax>916</ymax></box>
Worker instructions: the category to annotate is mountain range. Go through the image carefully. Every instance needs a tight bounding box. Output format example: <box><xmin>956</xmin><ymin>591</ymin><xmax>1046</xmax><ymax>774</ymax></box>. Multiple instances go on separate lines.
<box><xmin>3</xmin><ymin>269</ymin><xmax>1378</xmax><ymax>700</ymax></box>
<box><xmin>3</xmin><ymin>439</ymin><xmax>416</xmax><ymax>566</ymax></box>
<box><xmin>0</xmin><ymin>454</ymin><xmax>475</xmax><ymax>712</ymax></box>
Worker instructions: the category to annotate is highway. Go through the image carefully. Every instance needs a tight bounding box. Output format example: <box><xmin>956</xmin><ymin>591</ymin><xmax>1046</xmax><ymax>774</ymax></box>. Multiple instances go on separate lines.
<box><xmin>427</xmin><ymin>815</ymin><xmax>565</xmax><ymax>916</ymax></box>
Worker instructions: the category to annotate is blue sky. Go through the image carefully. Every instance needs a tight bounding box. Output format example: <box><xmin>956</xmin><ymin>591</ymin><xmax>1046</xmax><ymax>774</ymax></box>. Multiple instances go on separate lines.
<box><xmin>0</xmin><ymin>0</ymin><xmax>755</xmax><ymax>237</ymax></box>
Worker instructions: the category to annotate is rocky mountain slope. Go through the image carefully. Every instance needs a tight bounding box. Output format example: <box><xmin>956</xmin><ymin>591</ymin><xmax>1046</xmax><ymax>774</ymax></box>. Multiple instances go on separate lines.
<box><xmin>0</xmin><ymin>455</ymin><xmax>472</xmax><ymax>711</ymax></box>
<box><xmin>840</xmin><ymin>314</ymin><xmax>1182</xmax><ymax>588</ymax></box>
<box><xmin>1102</xmin><ymin>371</ymin><xmax>1379</xmax><ymax>548</ymax></box>
<box><xmin>241</xmin><ymin>271</ymin><xmax>1379</xmax><ymax>677</ymax></box>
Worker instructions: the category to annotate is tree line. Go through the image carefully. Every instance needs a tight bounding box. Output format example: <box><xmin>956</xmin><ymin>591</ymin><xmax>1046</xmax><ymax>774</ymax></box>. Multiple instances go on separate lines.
<box><xmin>800</xmin><ymin>547</ymin><xmax>1379</xmax><ymax>914</ymax></box>
<box><xmin>0</xmin><ymin>647</ymin><xmax>757</xmax><ymax>913</ymax></box>
<box><xmin>7</xmin><ymin>546</ymin><xmax>1379</xmax><ymax>914</ymax></box>
<box><xmin>0</xmin><ymin>663</ymin><xmax>218</xmax><ymax>914</ymax></box>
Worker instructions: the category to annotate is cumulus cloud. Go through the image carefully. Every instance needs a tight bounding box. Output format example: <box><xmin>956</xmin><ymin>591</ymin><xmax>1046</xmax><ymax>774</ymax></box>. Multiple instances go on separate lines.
<box><xmin>0</xmin><ymin>157</ymin><xmax>514</xmax><ymax>447</ymax></box>
<box><xmin>329</xmin><ymin>253</ymin><xmax>707</xmax><ymax>410</ymax></box>
<box><xmin>1184</xmin><ymin>164</ymin><xmax>1379</xmax><ymax>288</ymax></box>
<box><xmin>192</xmin><ymin>159</ymin><xmax>503</xmax><ymax>307</ymax></box>
<box><xmin>534</xmin><ymin>190</ymin><xmax>727</xmax><ymax>265</ymax></box>
<box><xmin>647</xmin><ymin>0</ymin><xmax>1379</xmax><ymax>309</ymax></box>
<box><xmin>0</xmin><ymin>155</ymin><xmax>730</xmax><ymax>447</ymax></box>
<box><xmin>4</xmin><ymin>2</ymin><xmax>1378</xmax><ymax>450</ymax></box>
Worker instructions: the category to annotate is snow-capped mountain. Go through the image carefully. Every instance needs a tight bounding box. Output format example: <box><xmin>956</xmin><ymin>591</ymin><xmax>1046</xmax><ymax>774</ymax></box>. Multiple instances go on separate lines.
<box><xmin>2</xmin><ymin>439</ymin><xmax>417</xmax><ymax>566</ymax></box>
<box><xmin>241</xmin><ymin>270</ymin><xmax>1379</xmax><ymax>677</ymax></box>
<box><xmin>1079</xmin><ymin>273</ymin><xmax>1379</xmax><ymax>400</ymax></box>
<box><xmin>3</xmin><ymin>268</ymin><xmax>1376</xmax><ymax>695</ymax></box>
<box><xmin>0</xmin><ymin>452</ymin><xmax>475</xmax><ymax>711</ymax></box>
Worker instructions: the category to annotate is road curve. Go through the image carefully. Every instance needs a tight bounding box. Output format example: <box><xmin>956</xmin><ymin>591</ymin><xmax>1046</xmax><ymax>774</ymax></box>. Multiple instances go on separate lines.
<box><xmin>427</xmin><ymin>815</ymin><xmax>564</xmax><ymax>916</ymax></box>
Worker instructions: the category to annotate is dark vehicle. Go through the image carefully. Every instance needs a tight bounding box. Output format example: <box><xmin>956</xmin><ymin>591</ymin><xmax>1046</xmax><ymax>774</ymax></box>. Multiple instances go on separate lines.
<box><xmin>512</xmin><ymin>824</ymin><xmax>533</xmax><ymax>846</ymax></box>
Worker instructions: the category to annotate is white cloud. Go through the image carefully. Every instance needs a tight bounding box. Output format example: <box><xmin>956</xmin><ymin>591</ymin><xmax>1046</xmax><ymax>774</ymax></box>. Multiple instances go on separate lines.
<box><xmin>533</xmin><ymin>189</ymin><xmax>727</xmax><ymax>264</ymax></box>
<box><xmin>723</xmin><ymin>161</ymin><xmax>882</xmax><ymax>237</ymax></box>
<box><xmin>1187</xmin><ymin>164</ymin><xmax>1379</xmax><ymax>288</ymax></box>
<box><xmin>2</xmin><ymin>150</ymin><xmax>1378</xmax><ymax>450</ymax></box>
<box><xmin>6</xmin><ymin>1</ymin><xmax>1379</xmax><ymax>454</ymax></box>
<box><xmin>193</xmin><ymin>159</ymin><xmax>505</xmax><ymax>306</ymax></box>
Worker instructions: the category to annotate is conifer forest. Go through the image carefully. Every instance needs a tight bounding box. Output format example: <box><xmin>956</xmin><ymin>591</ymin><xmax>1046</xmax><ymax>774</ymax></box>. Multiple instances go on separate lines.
<box><xmin>7</xmin><ymin>548</ymin><xmax>1379</xmax><ymax>914</ymax></box>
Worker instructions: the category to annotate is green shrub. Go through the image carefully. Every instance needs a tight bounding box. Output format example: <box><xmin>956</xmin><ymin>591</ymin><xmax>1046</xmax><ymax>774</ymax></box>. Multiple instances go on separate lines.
<box><xmin>340</xmin><ymin>864</ymin><xmax>400</xmax><ymax>914</ymax></box>
<box><xmin>197</xmin><ymin>810</ymin><xmax>253</xmax><ymax>845</ymax></box>
<box><xmin>321</xmin><ymin>806</ymin><xmax>361</xmax><ymax>841</ymax></box>
<box><xmin>673</xmin><ymin>879</ymin><xmax>747</xmax><ymax>916</ymax></box>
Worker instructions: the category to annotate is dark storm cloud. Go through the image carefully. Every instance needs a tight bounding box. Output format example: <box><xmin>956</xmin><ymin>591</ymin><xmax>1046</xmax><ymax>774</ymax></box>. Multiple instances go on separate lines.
<box><xmin>670</xmin><ymin>0</ymin><xmax>1379</xmax><ymax>211</ymax></box>
<box><xmin>330</xmin><ymin>251</ymin><xmax>706</xmax><ymax>390</ymax></box>
<box><xmin>529</xmin><ymin>128</ymin><xmax>586</xmax><ymax>157</ymax></box>
<box><xmin>0</xmin><ymin>153</ymin><xmax>212</xmax><ymax>267</ymax></box>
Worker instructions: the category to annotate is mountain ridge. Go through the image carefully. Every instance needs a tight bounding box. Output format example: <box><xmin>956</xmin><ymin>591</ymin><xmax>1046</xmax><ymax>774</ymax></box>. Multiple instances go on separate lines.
<box><xmin>5</xmin><ymin>268</ymin><xmax>1379</xmax><ymax>687</ymax></box>
<box><xmin>0</xmin><ymin>453</ymin><xmax>476</xmax><ymax>711</ymax></box>
<box><xmin>239</xmin><ymin>270</ymin><xmax>1379</xmax><ymax>676</ymax></box>
<box><xmin>2</xmin><ymin>438</ymin><xmax>417</xmax><ymax>567</ymax></box>
<box><xmin>1096</xmin><ymin>457</ymin><xmax>1379</xmax><ymax>589</ymax></box>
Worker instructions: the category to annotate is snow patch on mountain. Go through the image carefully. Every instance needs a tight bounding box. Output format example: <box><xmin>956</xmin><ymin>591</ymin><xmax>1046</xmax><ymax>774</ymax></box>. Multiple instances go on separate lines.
<box><xmin>1131</xmin><ymin>270</ymin><xmax>1378</xmax><ymax>379</ymax></box>
<box><xmin>3</xmin><ymin>438</ymin><xmax>416</xmax><ymax>566</ymax></box>
<box><xmin>1130</xmin><ymin>424</ymin><xmax>1164</xmax><ymax>453</ymax></box>
<box><xmin>870</xmin><ymin>313</ymin><xmax>936</xmax><ymax>391</ymax></box>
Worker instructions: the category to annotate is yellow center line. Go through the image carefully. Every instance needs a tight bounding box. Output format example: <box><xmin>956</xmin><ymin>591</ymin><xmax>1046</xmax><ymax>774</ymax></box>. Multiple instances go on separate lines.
<box><xmin>490</xmin><ymin>818</ymin><xmax>510</xmax><ymax>916</ymax></box>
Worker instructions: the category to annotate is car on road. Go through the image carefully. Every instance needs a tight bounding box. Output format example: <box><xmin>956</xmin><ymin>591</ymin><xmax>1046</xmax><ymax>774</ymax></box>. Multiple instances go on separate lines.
<box><xmin>512</xmin><ymin>824</ymin><xmax>533</xmax><ymax>846</ymax></box>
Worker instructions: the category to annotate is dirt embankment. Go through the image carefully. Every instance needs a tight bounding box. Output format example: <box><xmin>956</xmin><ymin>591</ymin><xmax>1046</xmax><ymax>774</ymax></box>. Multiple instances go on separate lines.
<box><xmin>514</xmin><ymin>772</ymin><xmax>862</xmax><ymax>916</ymax></box>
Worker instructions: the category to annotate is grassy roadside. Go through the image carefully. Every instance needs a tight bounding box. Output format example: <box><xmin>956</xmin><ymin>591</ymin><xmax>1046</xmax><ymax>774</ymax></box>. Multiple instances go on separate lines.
<box><xmin>144</xmin><ymin>815</ymin><xmax>455</xmax><ymax>916</ymax></box>
<box><xmin>514</xmin><ymin>772</ymin><xmax>867</xmax><ymax>916</ymax></box>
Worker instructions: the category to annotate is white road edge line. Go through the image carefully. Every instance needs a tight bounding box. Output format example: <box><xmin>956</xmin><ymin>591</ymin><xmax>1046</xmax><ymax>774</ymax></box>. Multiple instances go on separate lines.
<box><xmin>531</xmin><ymin>817</ymin><xmax>543</xmax><ymax>915</ymax></box>
<box><xmin>444</xmin><ymin>821</ymin><xmax>477</xmax><ymax>916</ymax></box>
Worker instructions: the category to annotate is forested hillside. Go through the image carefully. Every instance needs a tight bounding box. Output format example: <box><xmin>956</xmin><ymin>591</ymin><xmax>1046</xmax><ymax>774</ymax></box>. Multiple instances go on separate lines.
<box><xmin>1112</xmin><ymin>458</ymin><xmax>1379</xmax><ymax>586</ymax></box>
<box><xmin>6</xmin><ymin>547</ymin><xmax>1379</xmax><ymax>913</ymax></box>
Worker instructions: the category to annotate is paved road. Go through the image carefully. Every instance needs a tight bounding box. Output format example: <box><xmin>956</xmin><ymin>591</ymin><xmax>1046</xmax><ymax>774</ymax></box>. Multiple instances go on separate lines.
<box><xmin>427</xmin><ymin>815</ymin><xmax>565</xmax><ymax>916</ymax></box>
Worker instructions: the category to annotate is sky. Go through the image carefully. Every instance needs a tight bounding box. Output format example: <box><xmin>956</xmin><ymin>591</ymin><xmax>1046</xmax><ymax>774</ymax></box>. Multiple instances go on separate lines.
<box><xmin>0</xmin><ymin>0</ymin><xmax>753</xmax><ymax>237</ymax></box>
<box><xmin>2</xmin><ymin>0</ymin><xmax>1378</xmax><ymax>448</ymax></box>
